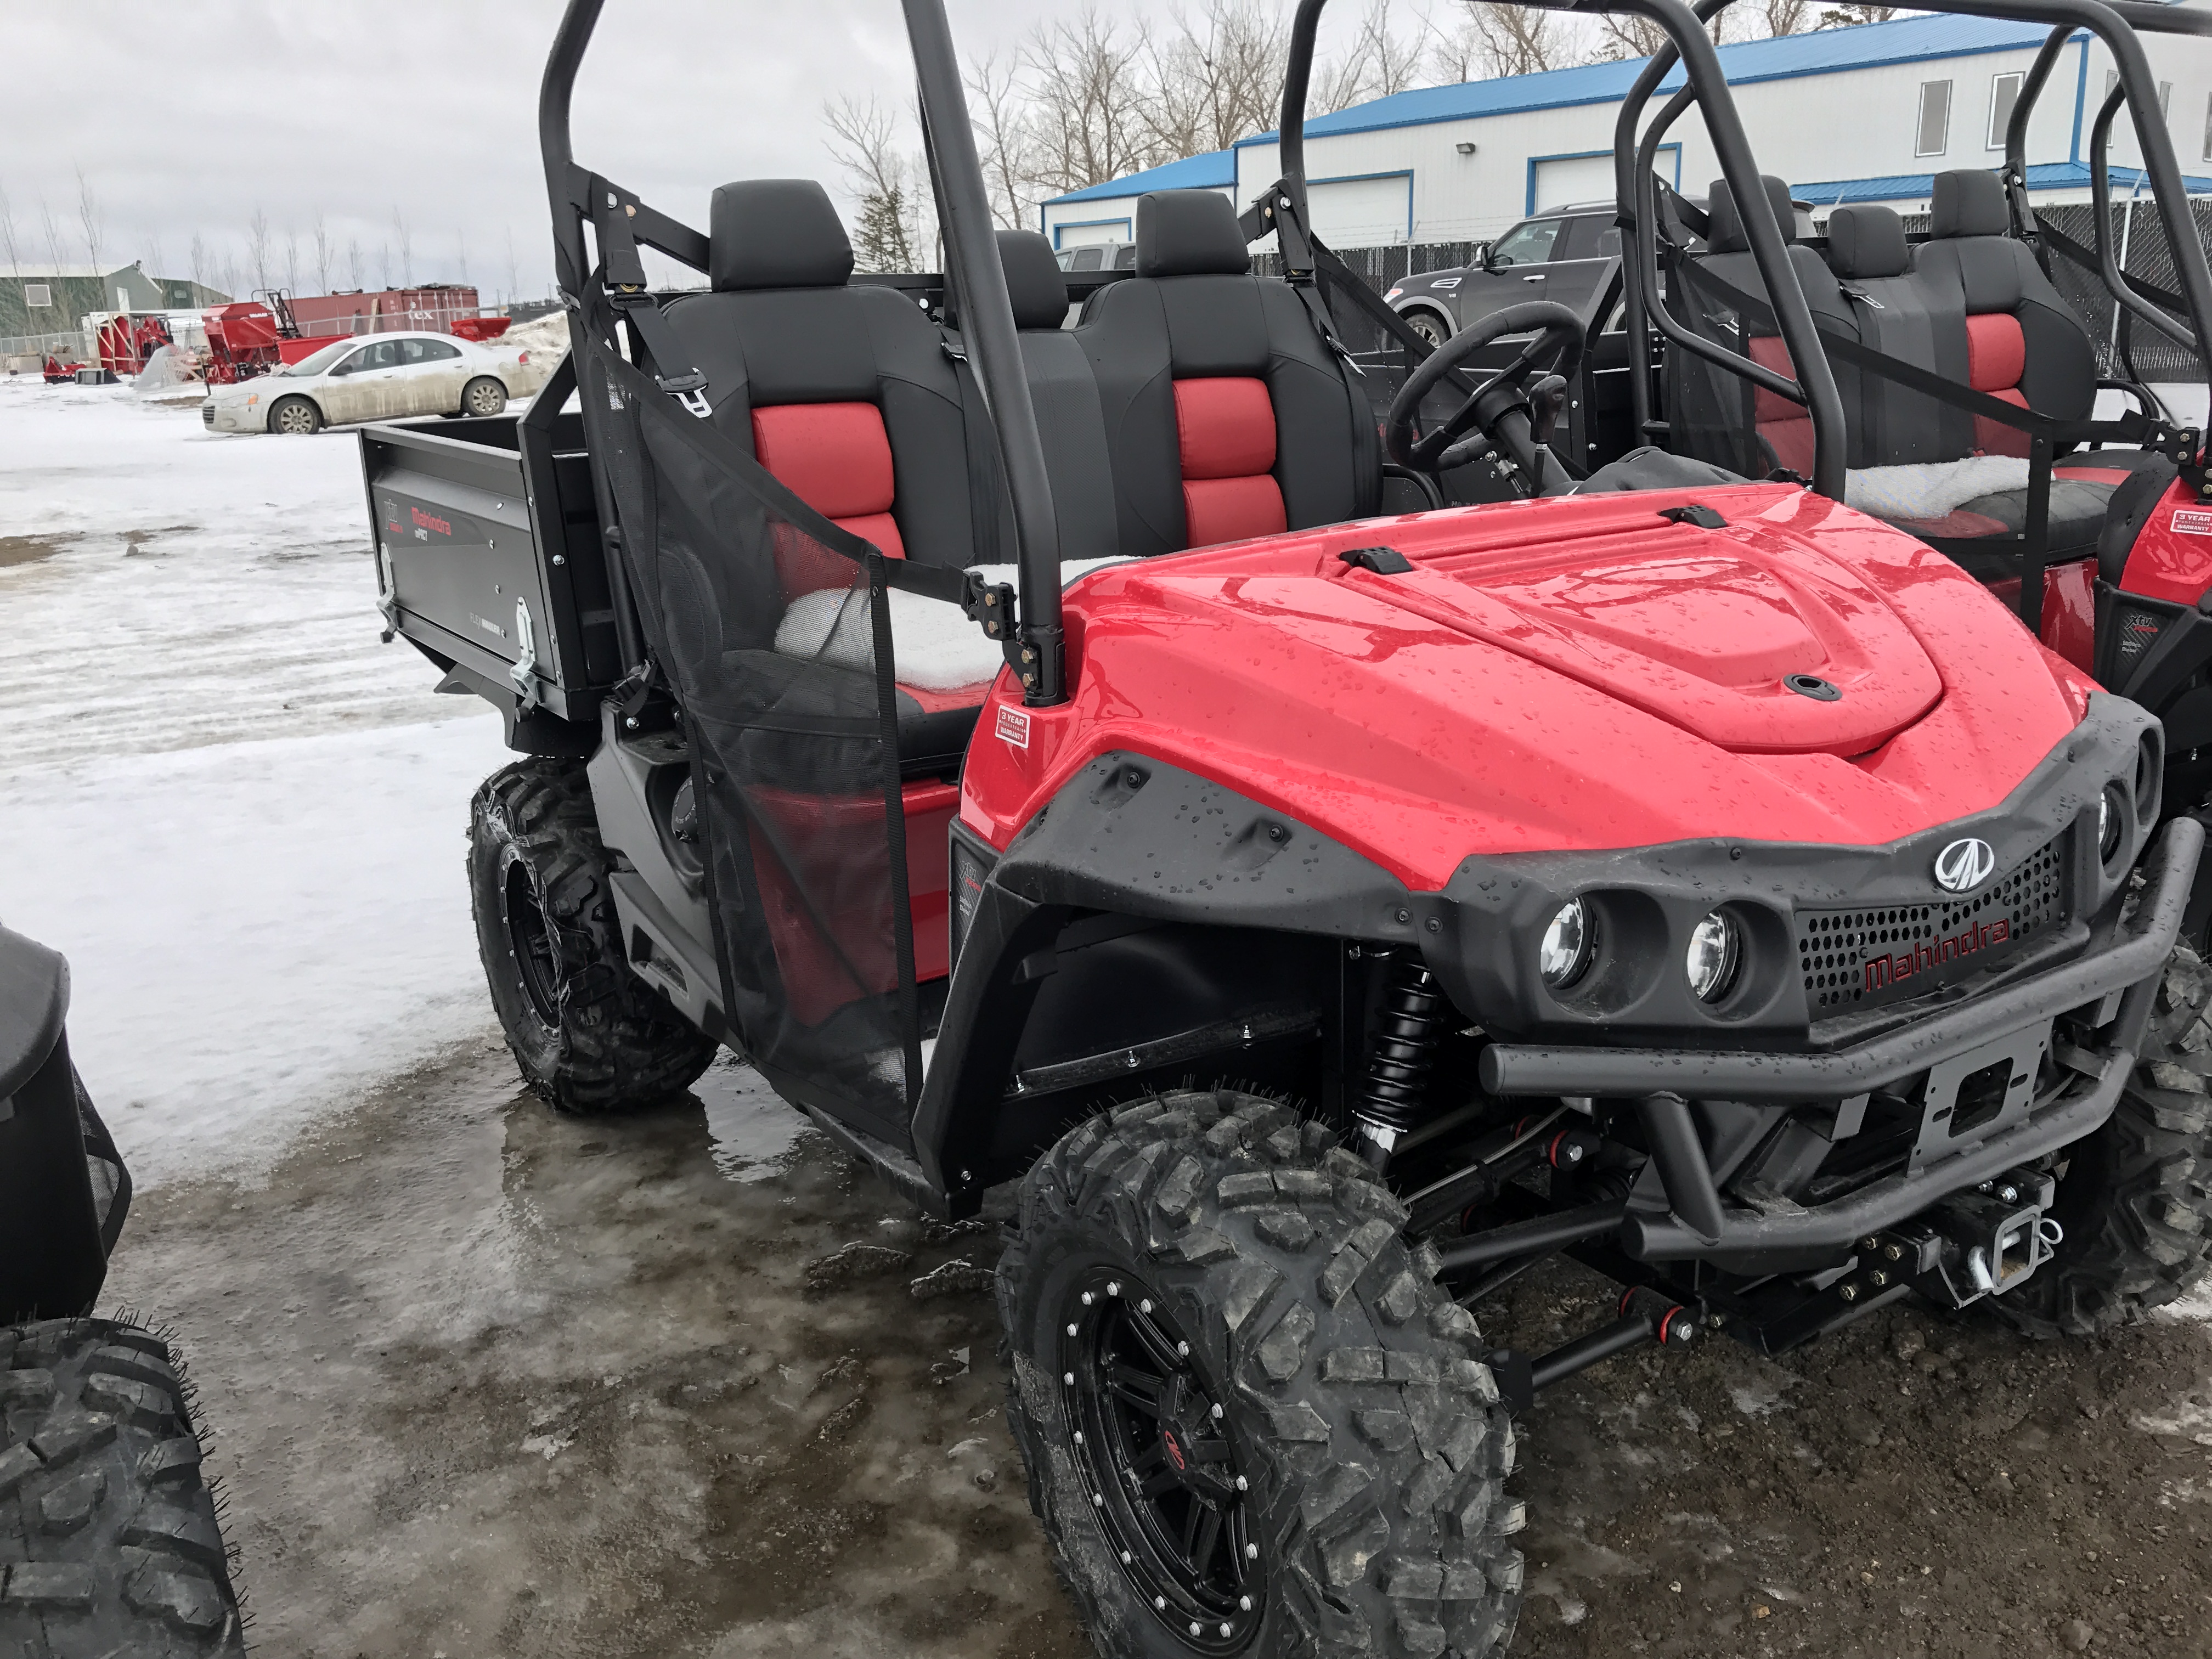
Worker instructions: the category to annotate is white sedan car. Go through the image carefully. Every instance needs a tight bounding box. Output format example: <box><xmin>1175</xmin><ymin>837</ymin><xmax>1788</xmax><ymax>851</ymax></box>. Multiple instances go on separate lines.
<box><xmin>201</xmin><ymin>330</ymin><xmax>549</xmax><ymax>435</ymax></box>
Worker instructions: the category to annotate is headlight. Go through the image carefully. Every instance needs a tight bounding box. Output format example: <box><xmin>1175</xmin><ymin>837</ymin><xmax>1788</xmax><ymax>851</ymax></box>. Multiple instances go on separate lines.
<box><xmin>2098</xmin><ymin>788</ymin><xmax>2123</xmax><ymax>862</ymax></box>
<box><xmin>1539</xmin><ymin>898</ymin><xmax>1593</xmax><ymax>988</ymax></box>
<box><xmin>1685</xmin><ymin>910</ymin><xmax>1742</xmax><ymax>1002</ymax></box>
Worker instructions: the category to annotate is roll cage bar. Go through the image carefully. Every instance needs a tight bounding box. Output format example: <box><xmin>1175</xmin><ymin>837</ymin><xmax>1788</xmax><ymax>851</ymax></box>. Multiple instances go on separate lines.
<box><xmin>536</xmin><ymin>0</ymin><xmax>1071</xmax><ymax>704</ymax></box>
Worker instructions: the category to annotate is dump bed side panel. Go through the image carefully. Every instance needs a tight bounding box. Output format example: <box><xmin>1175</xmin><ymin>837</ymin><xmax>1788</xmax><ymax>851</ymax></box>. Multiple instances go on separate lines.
<box><xmin>360</xmin><ymin>412</ymin><xmax>616</xmax><ymax>725</ymax></box>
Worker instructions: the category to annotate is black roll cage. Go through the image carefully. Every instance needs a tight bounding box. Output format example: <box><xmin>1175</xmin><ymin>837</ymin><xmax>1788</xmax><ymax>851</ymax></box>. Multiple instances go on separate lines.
<box><xmin>536</xmin><ymin>0</ymin><xmax>1071</xmax><ymax>706</ymax></box>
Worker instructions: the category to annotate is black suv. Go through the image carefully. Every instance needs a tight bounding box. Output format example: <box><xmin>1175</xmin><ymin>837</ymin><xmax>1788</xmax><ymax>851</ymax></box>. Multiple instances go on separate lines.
<box><xmin>1385</xmin><ymin>203</ymin><xmax>1622</xmax><ymax>346</ymax></box>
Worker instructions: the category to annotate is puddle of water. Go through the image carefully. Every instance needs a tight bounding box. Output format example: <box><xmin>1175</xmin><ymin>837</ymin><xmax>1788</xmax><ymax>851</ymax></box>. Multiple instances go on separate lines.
<box><xmin>695</xmin><ymin>1055</ymin><xmax>811</xmax><ymax>1181</ymax></box>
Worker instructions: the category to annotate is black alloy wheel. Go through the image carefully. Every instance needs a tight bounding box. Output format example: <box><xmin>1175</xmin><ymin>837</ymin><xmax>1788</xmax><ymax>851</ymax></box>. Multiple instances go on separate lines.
<box><xmin>1062</xmin><ymin>1268</ymin><xmax>1263</xmax><ymax>1652</ymax></box>
<box><xmin>503</xmin><ymin>856</ymin><xmax>565</xmax><ymax>1032</ymax></box>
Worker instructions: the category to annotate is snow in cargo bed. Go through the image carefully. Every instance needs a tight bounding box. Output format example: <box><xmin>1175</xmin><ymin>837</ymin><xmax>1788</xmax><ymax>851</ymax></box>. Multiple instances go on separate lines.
<box><xmin>0</xmin><ymin>375</ymin><xmax>507</xmax><ymax>1184</ymax></box>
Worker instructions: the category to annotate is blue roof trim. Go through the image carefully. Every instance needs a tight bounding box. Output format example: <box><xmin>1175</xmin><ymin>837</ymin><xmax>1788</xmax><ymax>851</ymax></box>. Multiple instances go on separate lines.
<box><xmin>1231</xmin><ymin>14</ymin><xmax>2064</xmax><ymax>147</ymax></box>
<box><xmin>1043</xmin><ymin>149</ymin><xmax>1234</xmax><ymax>207</ymax></box>
<box><xmin>1792</xmin><ymin>160</ymin><xmax>2212</xmax><ymax>204</ymax></box>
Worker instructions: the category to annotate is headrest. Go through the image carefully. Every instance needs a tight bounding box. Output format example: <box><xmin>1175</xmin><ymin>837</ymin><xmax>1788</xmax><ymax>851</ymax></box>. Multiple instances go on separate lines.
<box><xmin>996</xmin><ymin>230</ymin><xmax>1068</xmax><ymax>330</ymax></box>
<box><xmin>709</xmin><ymin>180</ymin><xmax>854</xmax><ymax>291</ymax></box>
<box><xmin>1706</xmin><ymin>175</ymin><xmax>1796</xmax><ymax>254</ymax></box>
<box><xmin>1136</xmin><ymin>191</ymin><xmax>1251</xmax><ymax>278</ymax></box>
<box><xmin>1827</xmin><ymin>204</ymin><xmax>1910</xmax><ymax>279</ymax></box>
<box><xmin>1929</xmin><ymin>170</ymin><xmax>2009</xmax><ymax>240</ymax></box>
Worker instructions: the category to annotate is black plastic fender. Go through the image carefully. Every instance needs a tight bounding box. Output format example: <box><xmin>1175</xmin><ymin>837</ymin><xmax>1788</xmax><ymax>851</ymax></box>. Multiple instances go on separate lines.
<box><xmin>0</xmin><ymin>926</ymin><xmax>120</xmax><ymax>1323</ymax></box>
<box><xmin>909</xmin><ymin>753</ymin><xmax>1419</xmax><ymax>1207</ymax></box>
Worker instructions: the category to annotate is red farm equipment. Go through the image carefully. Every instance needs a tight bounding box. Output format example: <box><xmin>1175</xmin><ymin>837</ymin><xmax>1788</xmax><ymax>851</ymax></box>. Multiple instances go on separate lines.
<box><xmin>200</xmin><ymin>291</ymin><xmax>330</xmax><ymax>384</ymax></box>
<box><xmin>93</xmin><ymin>313</ymin><xmax>173</xmax><ymax>376</ymax></box>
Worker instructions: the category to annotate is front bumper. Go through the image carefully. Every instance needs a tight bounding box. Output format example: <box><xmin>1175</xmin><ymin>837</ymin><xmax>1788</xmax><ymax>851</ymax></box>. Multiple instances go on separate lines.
<box><xmin>201</xmin><ymin>399</ymin><xmax>254</xmax><ymax>433</ymax></box>
<box><xmin>1491</xmin><ymin>817</ymin><xmax>2202</xmax><ymax>1265</ymax></box>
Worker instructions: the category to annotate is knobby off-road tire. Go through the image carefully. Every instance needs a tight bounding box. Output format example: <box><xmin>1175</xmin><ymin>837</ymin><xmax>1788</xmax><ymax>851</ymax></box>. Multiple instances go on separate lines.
<box><xmin>469</xmin><ymin>758</ymin><xmax>715</xmax><ymax>1114</ymax></box>
<box><xmin>1991</xmin><ymin>944</ymin><xmax>2212</xmax><ymax>1339</ymax></box>
<box><xmin>0</xmin><ymin>1318</ymin><xmax>245</xmax><ymax>1656</ymax></box>
<box><xmin>1000</xmin><ymin>1090</ymin><xmax>1524</xmax><ymax>1659</ymax></box>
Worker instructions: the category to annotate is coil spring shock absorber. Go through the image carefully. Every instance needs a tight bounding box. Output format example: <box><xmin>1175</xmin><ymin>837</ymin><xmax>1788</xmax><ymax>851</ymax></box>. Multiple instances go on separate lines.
<box><xmin>1355</xmin><ymin>948</ymin><xmax>1449</xmax><ymax>1161</ymax></box>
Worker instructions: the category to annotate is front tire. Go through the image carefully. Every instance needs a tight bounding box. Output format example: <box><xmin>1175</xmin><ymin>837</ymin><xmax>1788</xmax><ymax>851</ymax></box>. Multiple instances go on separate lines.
<box><xmin>461</xmin><ymin>375</ymin><xmax>507</xmax><ymax>417</ymax></box>
<box><xmin>1000</xmin><ymin>1090</ymin><xmax>1523</xmax><ymax>1659</ymax></box>
<box><xmin>468</xmin><ymin>758</ymin><xmax>715</xmax><ymax>1113</ymax></box>
<box><xmin>1990</xmin><ymin>944</ymin><xmax>2212</xmax><ymax>1338</ymax></box>
<box><xmin>266</xmin><ymin>395</ymin><xmax>320</xmax><ymax>436</ymax></box>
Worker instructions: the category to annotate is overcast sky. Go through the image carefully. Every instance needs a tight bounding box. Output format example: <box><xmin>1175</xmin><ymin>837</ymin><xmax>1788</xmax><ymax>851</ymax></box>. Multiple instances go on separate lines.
<box><xmin>3</xmin><ymin>0</ymin><xmax>1314</xmax><ymax>301</ymax></box>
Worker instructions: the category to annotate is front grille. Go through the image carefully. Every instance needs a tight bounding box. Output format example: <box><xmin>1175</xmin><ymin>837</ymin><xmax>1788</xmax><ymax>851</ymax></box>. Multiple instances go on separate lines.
<box><xmin>1798</xmin><ymin>835</ymin><xmax>2067</xmax><ymax>1014</ymax></box>
<box><xmin>200</xmin><ymin>403</ymin><xmax>214</xmax><ymax>427</ymax></box>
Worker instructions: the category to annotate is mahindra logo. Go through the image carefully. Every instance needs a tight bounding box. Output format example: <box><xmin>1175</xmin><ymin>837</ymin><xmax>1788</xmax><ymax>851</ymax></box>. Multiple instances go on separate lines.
<box><xmin>1865</xmin><ymin>917</ymin><xmax>2010</xmax><ymax>992</ymax></box>
<box><xmin>410</xmin><ymin>505</ymin><xmax>452</xmax><ymax>537</ymax></box>
<box><xmin>1933</xmin><ymin>838</ymin><xmax>1996</xmax><ymax>894</ymax></box>
<box><xmin>1161</xmin><ymin>1430</ymin><xmax>1186</xmax><ymax>1471</ymax></box>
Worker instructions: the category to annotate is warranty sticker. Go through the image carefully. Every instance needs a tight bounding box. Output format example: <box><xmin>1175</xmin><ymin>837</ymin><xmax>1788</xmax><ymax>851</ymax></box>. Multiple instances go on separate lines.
<box><xmin>995</xmin><ymin>705</ymin><xmax>1030</xmax><ymax>749</ymax></box>
<box><xmin>2172</xmin><ymin>509</ymin><xmax>2212</xmax><ymax>536</ymax></box>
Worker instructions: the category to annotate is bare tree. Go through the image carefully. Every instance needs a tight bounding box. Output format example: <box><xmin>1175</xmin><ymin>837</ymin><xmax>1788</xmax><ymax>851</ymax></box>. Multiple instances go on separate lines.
<box><xmin>968</xmin><ymin>49</ymin><xmax>1039</xmax><ymax>230</ymax></box>
<box><xmin>1144</xmin><ymin>1</ymin><xmax>1289</xmax><ymax>158</ymax></box>
<box><xmin>1758</xmin><ymin>0</ymin><xmax>1815</xmax><ymax>34</ymax></box>
<box><xmin>1021</xmin><ymin>12</ymin><xmax>1159</xmax><ymax>195</ymax></box>
<box><xmin>346</xmin><ymin>238</ymin><xmax>363</xmax><ymax>290</ymax></box>
<box><xmin>1442</xmin><ymin>2</ymin><xmax>1583</xmax><ymax>80</ymax></box>
<box><xmin>825</xmin><ymin>94</ymin><xmax>927</xmax><ymax>272</ymax></box>
<box><xmin>376</xmin><ymin>240</ymin><xmax>392</xmax><ymax>290</ymax></box>
<box><xmin>187</xmin><ymin>232</ymin><xmax>207</xmax><ymax>292</ymax></box>
<box><xmin>74</xmin><ymin>167</ymin><xmax>104</xmax><ymax>276</ymax></box>
<box><xmin>284</xmin><ymin>227</ymin><xmax>300</xmax><ymax>296</ymax></box>
<box><xmin>247</xmin><ymin>207</ymin><xmax>272</xmax><ymax>294</ymax></box>
<box><xmin>1312</xmin><ymin>0</ymin><xmax>1426</xmax><ymax>113</ymax></box>
<box><xmin>0</xmin><ymin>184</ymin><xmax>26</xmax><ymax>296</ymax></box>
<box><xmin>504</xmin><ymin>227</ymin><xmax>520</xmax><ymax>304</ymax></box>
<box><xmin>1816</xmin><ymin>3</ymin><xmax>1897</xmax><ymax>25</ymax></box>
<box><xmin>455</xmin><ymin>230</ymin><xmax>469</xmax><ymax>287</ymax></box>
<box><xmin>392</xmin><ymin>207</ymin><xmax>414</xmax><ymax>287</ymax></box>
<box><xmin>40</xmin><ymin>198</ymin><xmax>67</xmax><ymax>281</ymax></box>
<box><xmin>313</xmin><ymin>215</ymin><xmax>332</xmax><ymax>292</ymax></box>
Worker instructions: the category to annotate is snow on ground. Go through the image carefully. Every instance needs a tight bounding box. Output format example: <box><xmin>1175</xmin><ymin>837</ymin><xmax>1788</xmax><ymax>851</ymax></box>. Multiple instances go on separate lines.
<box><xmin>0</xmin><ymin>374</ymin><xmax>507</xmax><ymax>1184</ymax></box>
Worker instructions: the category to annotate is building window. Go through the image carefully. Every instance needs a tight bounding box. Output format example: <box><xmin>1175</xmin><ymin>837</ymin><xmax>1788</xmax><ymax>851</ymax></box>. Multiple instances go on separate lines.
<box><xmin>23</xmin><ymin>283</ymin><xmax>50</xmax><ymax>308</ymax></box>
<box><xmin>2103</xmin><ymin>72</ymin><xmax>2172</xmax><ymax>145</ymax></box>
<box><xmin>1917</xmin><ymin>80</ymin><xmax>1953</xmax><ymax>157</ymax></box>
<box><xmin>1987</xmin><ymin>71</ymin><xmax>2023</xmax><ymax>149</ymax></box>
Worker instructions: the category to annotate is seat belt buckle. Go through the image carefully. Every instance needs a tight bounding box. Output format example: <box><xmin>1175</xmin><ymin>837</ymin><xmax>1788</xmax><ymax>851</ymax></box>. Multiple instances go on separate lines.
<box><xmin>663</xmin><ymin>380</ymin><xmax>713</xmax><ymax>419</ymax></box>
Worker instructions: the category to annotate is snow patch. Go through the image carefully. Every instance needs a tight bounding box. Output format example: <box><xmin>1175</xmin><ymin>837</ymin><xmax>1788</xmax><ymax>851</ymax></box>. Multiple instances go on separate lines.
<box><xmin>1845</xmin><ymin>456</ymin><xmax>2031</xmax><ymax>522</ymax></box>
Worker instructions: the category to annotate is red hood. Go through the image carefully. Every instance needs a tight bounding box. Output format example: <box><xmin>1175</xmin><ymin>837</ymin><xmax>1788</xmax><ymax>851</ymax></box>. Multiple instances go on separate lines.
<box><xmin>961</xmin><ymin>484</ymin><xmax>2096</xmax><ymax>889</ymax></box>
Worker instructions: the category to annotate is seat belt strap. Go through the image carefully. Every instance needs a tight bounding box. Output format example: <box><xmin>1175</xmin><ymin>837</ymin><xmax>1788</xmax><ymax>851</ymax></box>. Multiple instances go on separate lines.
<box><xmin>941</xmin><ymin>335</ymin><xmax>1005</xmax><ymax>568</ymax></box>
<box><xmin>592</xmin><ymin>190</ymin><xmax>712</xmax><ymax>419</ymax></box>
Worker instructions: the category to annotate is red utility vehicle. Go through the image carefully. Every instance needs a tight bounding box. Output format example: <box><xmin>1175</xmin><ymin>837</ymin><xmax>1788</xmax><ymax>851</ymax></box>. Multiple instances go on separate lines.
<box><xmin>356</xmin><ymin>0</ymin><xmax>2212</xmax><ymax>1653</ymax></box>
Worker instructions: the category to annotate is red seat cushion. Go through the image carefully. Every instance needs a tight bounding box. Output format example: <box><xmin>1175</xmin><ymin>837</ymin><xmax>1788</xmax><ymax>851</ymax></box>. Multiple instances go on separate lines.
<box><xmin>1965</xmin><ymin>314</ymin><xmax>2030</xmax><ymax>458</ymax></box>
<box><xmin>752</xmin><ymin>403</ymin><xmax>906</xmax><ymax>590</ymax></box>
<box><xmin>1174</xmin><ymin>377</ymin><xmax>1286</xmax><ymax>546</ymax></box>
<box><xmin>1746</xmin><ymin>336</ymin><xmax>1814</xmax><ymax>477</ymax></box>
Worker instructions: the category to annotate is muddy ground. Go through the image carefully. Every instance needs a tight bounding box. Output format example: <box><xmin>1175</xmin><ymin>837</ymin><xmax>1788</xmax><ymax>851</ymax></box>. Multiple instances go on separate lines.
<box><xmin>110</xmin><ymin>1045</ymin><xmax>2212</xmax><ymax>1658</ymax></box>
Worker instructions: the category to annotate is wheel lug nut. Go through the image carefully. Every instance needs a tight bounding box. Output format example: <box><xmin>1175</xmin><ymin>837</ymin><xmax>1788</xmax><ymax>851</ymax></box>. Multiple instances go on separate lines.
<box><xmin>1211</xmin><ymin>1402</ymin><xmax>1223</xmax><ymax>1419</ymax></box>
<box><xmin>1189</xmin><ymin>1623</ymin><xmax>1202</xmax><ymax>1637</ymax></box>
<box><xmin>1081</xmin><ymin>1292</ymin><xmax>1094</xmax><ymax>1306</ymax></box>
<box><xmin>1239</xmin><ymin>1596</ymin><xmax>1252</xmax><ymax>1611</ymax></box>
<box><xmin>1235</xmin><ymin>1475</ymin><xmax>1248</xmax><ymax>1491</ymax></box>
<box><xmin>1155</xmin><ymin>1596</ymin><xmax>1167</xmax><ymax>1611</ymax></box>
<box><xmin>1246</xmin><ymin>1543</ymin><xmax>1259</xmax><ymax>1560</ymax></box>
<box><xmin>1177</xmin><ymin>1341</ymin><xmax>1190</xmax><ymax>1357</ymax></box>
<box><xmin>1066</xmin><ymin>1323</ymin><xmax>1079</xmax><ymax>1336</ymax></box>
<box><xmin>1064</xmin><ymin>1372</ymin><xmax>1075</xmax><ymax>1385</ymax></box>
<box><xmin>1073</xmin><ymin>1431</ymin><xmax>1084</xmax><ymax>1444</ymax></box>
<box><xmin>1093</xmin><ymin>1493</ymin><xmax>1104</xmax><ymax>1507</ymax></box>
<box><xmin>1121</xmin><ymin>1551</ymin><xmax>1132</xmax><ymax>1565</ymax></box>
<box><xmin>1139</xmin><ymin>1299</ymin><xmax>1153</xmax><ymax>1314</ymax></box>
<box><xmin>1108</xmin><ymin>1282</ymin><xmax>1121</xmax><ymax>1297</ymax></box>
<box><xmin>1220</xmin><ymin>1624</ymin><xmax>1232</xmax><ymax>1638</ymax></box>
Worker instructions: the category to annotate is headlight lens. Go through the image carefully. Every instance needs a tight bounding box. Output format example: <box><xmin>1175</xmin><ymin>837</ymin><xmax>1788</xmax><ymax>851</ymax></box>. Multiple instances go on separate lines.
<box><xmin>1539</xmin><ymin>898</ymin><xmax>1593</xmax><ymax>988</ymax></box>
<box><xmin>2099</xmin><ymin>787</ymin><xmax>2123</xmax><ymax>861</ymax></box>
<box><xmin>1685</xmin><ymin>910</ymin><xmax>1742</xmax><ymax>1002</ymax></box>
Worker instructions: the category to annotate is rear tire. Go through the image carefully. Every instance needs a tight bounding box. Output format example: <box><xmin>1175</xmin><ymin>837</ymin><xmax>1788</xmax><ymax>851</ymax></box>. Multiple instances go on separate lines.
<box><xmin>266</xmin><ymin>396</ymin><xmax>320</xmax><ymax>436</ymax></box>
<box><xmin>461</xmin><ymin>376</ymin><xmax>506</xmax><ymax>417</ymax></box>
<box><xmin>1000</xmin><ymin>1090</ymin><xmax>1523</xmax><ymax>1659</ymax></box>
<box><xmin>469</xmin><ymin>758</ymin><xmax>715</xmax><ymax>1114</ymax></box>
<box><xmin>1989</xmin><ymin>944</ymin><xmax>2212</xmax><ymax>1338</ymax></box>
<box><xmin>0</xmin><ymin>1317</ymin><xmax>246</xmax><ymax>1655</ymax></box>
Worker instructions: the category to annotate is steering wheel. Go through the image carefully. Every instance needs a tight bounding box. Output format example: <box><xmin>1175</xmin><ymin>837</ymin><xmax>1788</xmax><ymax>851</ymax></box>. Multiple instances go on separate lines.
<box><xmin>1386</xmin><ymin>300</ymin><xmax>1587</xmax><ymax>493</ymax></box>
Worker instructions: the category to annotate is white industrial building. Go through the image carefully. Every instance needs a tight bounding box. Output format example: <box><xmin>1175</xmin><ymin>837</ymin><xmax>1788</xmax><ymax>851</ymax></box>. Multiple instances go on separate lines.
<box><xmin>1041</xmin><ymin>8</ymin><xmax>2212</xmax><ymax>251</ymax></box>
